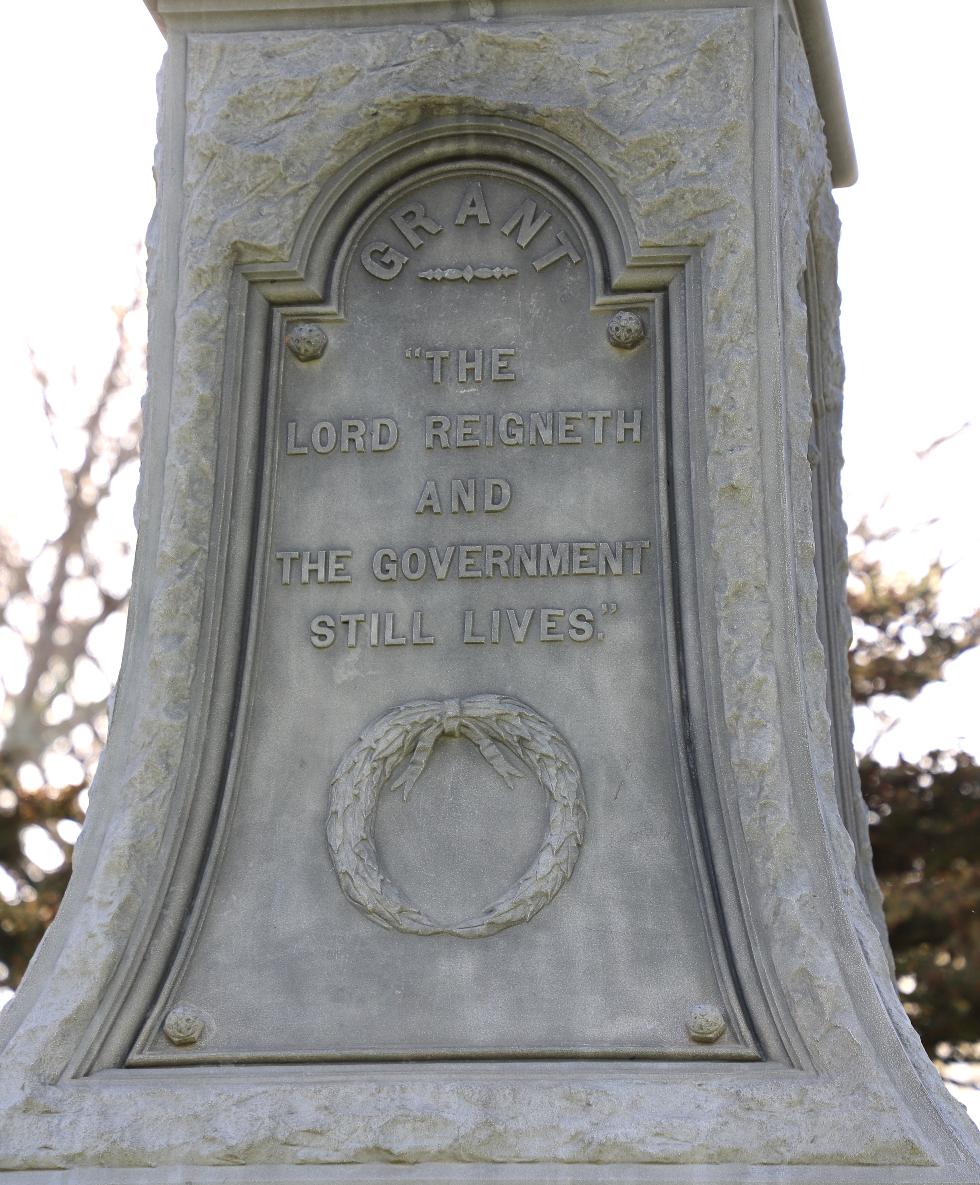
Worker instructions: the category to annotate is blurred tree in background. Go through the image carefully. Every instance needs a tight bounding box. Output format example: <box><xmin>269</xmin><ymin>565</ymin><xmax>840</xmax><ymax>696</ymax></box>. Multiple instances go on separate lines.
<box><xmin>849</xmin><ymin>524</ymin><xmax>980</xmax><ymax>1059</ymax></box>
<box><xmin>0</xmin><ymin>331</ymin><xmax>977</xmax><ymax>1067</ymax></box>
<box><xmin>0</xmin><ymin>298</ymin><xmax>142</xmax><ymax>998</ymax></box>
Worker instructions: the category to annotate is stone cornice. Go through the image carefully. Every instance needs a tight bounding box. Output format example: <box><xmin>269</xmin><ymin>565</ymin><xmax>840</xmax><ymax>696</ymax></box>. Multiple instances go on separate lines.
<box><xmin>141</xmin><ymin>0</ymin><xmax>856</xmax><ymax>187</ymax></box>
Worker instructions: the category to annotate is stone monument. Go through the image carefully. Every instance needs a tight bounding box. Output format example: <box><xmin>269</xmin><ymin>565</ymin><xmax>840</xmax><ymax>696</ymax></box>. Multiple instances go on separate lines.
<box><xmin>2</xmin><ymin>0</ymin><xmax>978</xmax><ymax>1180</ymax></box>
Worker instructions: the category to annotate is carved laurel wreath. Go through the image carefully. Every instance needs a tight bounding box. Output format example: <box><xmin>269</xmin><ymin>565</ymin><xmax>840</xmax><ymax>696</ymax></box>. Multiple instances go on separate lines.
<box><xmin>326</xmin><ymin>694</ymin><xmax>586</xmax><ymax>938</ymax></box>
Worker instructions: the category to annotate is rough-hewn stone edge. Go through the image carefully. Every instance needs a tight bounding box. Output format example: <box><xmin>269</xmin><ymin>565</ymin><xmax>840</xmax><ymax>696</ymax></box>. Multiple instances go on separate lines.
<box><xmin>775</xmin><ymin>15</ymin><xmax>980</xmax><ymax>1166</ymax></box>
<box><xmin>138</xmin><ymin>0</ymin><xmax>857</xmax><ymax>187</ymax></box>
<box><xmin>0</xmin><ymin>38</ymin><xmax>188</xmax><ymax>1086</ymax></box>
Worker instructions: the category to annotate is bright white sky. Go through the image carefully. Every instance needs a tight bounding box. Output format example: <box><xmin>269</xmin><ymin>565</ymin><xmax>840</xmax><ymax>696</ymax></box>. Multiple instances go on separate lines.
<box><xmin>0</xmin><ymin>8</ymin><xmax>977</xmax><ymax>757</ymax></box>
<box><xmin>829</xmin><ymin>1</ymin><xmax>980</xmax><ymax>762</ymax></box>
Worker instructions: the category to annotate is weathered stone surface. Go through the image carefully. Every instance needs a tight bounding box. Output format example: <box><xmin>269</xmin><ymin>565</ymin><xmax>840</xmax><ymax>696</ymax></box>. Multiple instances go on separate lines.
<box><xmin>0</xmin><ymin>3</ymin><xmax>977</xmax><ymax>1180</ymax></box>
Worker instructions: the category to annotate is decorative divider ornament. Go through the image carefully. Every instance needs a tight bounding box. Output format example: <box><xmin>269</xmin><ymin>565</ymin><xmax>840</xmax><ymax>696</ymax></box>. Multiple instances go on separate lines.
<box><xmin>326</xmin><ymin>694</ymin><xmax>586</xmax><ymax>938</ymax></box>
<box><xmin>417</xmin><ymin>265</ymin><xmax>519</xmax><ymax>282</ymax></box>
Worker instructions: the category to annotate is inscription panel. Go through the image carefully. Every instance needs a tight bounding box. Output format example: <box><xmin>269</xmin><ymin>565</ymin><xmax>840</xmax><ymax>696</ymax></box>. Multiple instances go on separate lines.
<box><xmin>136</xmin><ymin>170</ymin><xmax>754</xmax><ymax>1061</ymax></box>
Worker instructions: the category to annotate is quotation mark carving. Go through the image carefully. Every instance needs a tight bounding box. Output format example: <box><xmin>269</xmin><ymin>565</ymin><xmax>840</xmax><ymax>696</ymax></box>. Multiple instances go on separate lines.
<box><xmin>597</xmin><ymin>601</ymin><xmax>618</xmax><ymax>641</ymax></box>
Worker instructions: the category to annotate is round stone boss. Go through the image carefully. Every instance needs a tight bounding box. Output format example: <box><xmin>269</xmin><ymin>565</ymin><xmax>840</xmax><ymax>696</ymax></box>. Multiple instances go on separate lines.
<box><xmin>285</xmin><ymin>321</ymin><xmax>328</xmax><ymax>360</ymax></box>
<box><xmin>326</xmin><ymin>693</ymin><xmax>586</xmax><ymax>938</ymax></box>
<box><xmin>606</xmin><ymin>309</ymin><xmax>646</xmax><ymax>349</ymax></box>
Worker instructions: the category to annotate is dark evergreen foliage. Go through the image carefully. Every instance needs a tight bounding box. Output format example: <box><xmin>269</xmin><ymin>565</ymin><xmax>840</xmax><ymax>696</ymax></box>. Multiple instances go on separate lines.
<box><xmin>849</xmin><ymin>541</ymin><xmax>980</xmax><ymax>1057</ymax></box>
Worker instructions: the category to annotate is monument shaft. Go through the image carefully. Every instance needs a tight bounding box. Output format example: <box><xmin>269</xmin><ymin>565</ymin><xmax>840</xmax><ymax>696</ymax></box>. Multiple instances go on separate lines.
<box><xmin>0</xmin><ymin>1</ymin><xmax>977</xmax><ymax>1181</ymax></box>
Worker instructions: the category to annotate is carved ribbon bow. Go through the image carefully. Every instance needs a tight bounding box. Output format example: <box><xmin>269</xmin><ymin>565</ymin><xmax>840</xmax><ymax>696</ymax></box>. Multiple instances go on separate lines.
<box><xmin>390</xmin><ymin>698</ymin><xmax>526</xmax><ymax>801</ymax></box>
